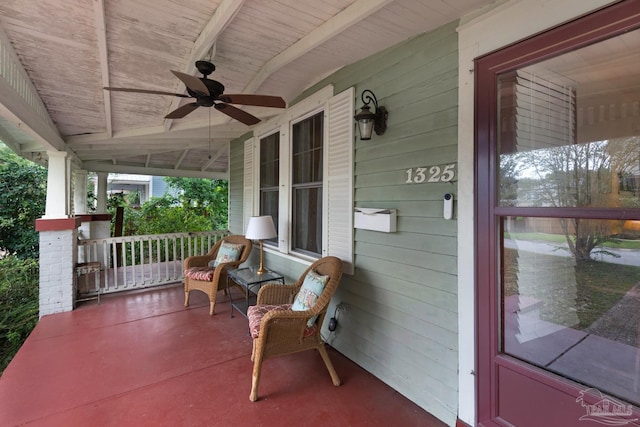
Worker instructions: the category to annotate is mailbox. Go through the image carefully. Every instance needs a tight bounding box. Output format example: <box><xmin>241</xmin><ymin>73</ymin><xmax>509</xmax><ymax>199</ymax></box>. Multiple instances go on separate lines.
<box><xmin>354</xmin><ymin>208</ymin><xmax>397</xmax><ymax>233</ymax></box>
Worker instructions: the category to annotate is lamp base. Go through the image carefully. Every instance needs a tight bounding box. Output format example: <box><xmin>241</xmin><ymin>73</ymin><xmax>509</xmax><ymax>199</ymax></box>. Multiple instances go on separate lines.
<box><xmin>256</xmin><ymin>240</ymin><xmax>266</xmax><ymax>274</ymax></box>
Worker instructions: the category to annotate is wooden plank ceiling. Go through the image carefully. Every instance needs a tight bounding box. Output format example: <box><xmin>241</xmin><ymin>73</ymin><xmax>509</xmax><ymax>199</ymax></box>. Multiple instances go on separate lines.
<box><xmin>0</xmin><ymin>0</ymin><xmax>495</xmax><ymax>178</ymax></box>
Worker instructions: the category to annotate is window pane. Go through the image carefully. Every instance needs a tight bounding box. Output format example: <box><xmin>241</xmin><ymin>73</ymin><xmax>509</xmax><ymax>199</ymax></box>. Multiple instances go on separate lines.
<box><xmin>291</xmin><ymin>111</ymin><xmax>324</xmax><ymax>256</ymax></box>
<box><xmin>497</xmin><ymin>28</ymin><xmax>640</xmax><ymax>209</ymax></box>
<box><xmin>260</xmin><ymin>191</ymin><xmax>278</xmax><ymax>245</ymax></box>
<box><xmin>502</xmin><ymin>216</ymin><xmax>640</xmax><ymax>405</ymax></box>
<box><xmin>292</xmin><ymin>112</ymin><xmax>323</xmax><ymax>184</ymax></box>
<box><xmin>260</xmin><ymin>132</ymin><xmax>279</xmax><ymax>244</ymax></box>
<box><xmin>260</xmin><ymin>133</ymin><xmax>279</xmax><ymax>188</ymax></box>
<box><xmin>292</xmin><ymin>186</ymin><xmax>322</xmax><ymax>255</ymax></box>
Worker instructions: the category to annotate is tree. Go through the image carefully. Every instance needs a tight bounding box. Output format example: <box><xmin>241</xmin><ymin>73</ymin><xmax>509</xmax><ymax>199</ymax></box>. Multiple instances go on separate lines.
<box><xmin>0</xmin><ymin>144</ymin><xmax>46</xmax><ymax>259</ymax></box>
<box><xmin>516</xmin><ymin>139</ymin><xmax>635</xmax><ymax>261</ymax></box>
<box><xmin>163</xmin><ymin>177</ymin><xmax>228</xmax><ymax>230</ymax></box>
<box><xmin>0</xmin><ymin>255</ymin><xmax>39</xmax><ymax>373</ymax></box>
<box><xmin>105</xmin><ymin>177</ymin><xmax>229</xmax><ymax>237</ymax></box>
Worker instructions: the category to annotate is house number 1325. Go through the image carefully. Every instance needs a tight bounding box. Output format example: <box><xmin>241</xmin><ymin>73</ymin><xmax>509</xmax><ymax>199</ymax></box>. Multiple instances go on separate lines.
<box><xmin>405</xmin><ymin>164</ymin><xmax>456</xmax><ymax>184</ymax></box>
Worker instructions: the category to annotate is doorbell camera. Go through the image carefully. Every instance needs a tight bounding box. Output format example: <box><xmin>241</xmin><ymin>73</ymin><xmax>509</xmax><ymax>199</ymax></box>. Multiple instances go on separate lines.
<box><xmin>443</xmin><ymin>193</ymin><xmax>453</xmax><ymax>220</ymax></box>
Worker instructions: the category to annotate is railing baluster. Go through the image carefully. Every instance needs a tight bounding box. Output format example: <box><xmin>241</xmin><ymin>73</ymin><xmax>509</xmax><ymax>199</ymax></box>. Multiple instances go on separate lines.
<box><xmin>164</xmin><ymin>236</ymin><xmax>169</xmax><ymax>280</ymax></box>
<box><xmin>131</xmin><ymin>239</ymin><xmax>138</xmax><ymax>287</ymax></box>
<box><xmin>111</xmin><ymin>240</ymin><xmax>118</xmax><ymax>289</ymax></box>
<box><xmin>102</xmin><ymin>240</ymin><xmax>110</xmax><ymax>292</ymax></box>
<box><xmin>154</xmin><ymin>237</ymin><xmax>158</xmax><ymax>283</ymax></box>
<box><xmin>147</xmin><ymin>238</ymin><xmax>153</xmax><ymax>283</ymax></box>
<box><xmin>171</xmin><ymin>237</ymin><xmax>177</xmax><ymax>279</ymax></box>
<box><xmin>75</xmin><ymin>231</ymin><xmax>228</xmax><ymax>298</ymax></box>
<box><xmin>122</xmin><ymin>240</ymin><xmax>128</xmax><ymax>288</ymax></box>
<box><xmin>138</xmin><ymin>239</ymin><xmax>147</xmax><ymax>285</ymax></box>
<box><xmin>180</xmin><ymin>235</ymin><xmax>185</xmax><ymax>272</ymax></box>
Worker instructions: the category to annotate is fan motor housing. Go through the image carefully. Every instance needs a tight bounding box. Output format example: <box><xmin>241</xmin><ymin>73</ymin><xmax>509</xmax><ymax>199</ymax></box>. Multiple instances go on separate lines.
<box><xmin>186</xmin><ymin>79</ymin><xmax>225</xmax><ymax>100</ymax></box>
<box><xmin>196</xmin><ymin>97</ymin><xmax>215</xmax><ymax>107</ymax></box>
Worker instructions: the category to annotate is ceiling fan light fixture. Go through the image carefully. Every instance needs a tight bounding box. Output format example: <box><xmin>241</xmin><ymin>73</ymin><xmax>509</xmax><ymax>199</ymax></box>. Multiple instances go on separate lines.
<box><xmin>104</xmin><ymin>61</ymin><xmax>285</xmax><ymax>125</ymax></box>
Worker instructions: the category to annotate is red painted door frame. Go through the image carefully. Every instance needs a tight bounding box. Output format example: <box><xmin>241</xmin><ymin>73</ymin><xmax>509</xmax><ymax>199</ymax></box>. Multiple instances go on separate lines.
<box><xmin>475</xmin><ymin>2</ymin><xmax>640</xmax><ymax>426</ymax></box>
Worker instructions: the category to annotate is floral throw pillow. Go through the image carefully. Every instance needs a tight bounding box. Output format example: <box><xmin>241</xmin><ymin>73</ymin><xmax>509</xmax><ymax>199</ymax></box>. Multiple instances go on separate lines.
<box><xmin>292</xmin><ymin>269</ymin><xmax>329</xmax><ymax>327</ymax></box>
<box><xmin>210</xmin><ymin>242</ymin><xmax>244</xmax><ymax>267</ymax></box>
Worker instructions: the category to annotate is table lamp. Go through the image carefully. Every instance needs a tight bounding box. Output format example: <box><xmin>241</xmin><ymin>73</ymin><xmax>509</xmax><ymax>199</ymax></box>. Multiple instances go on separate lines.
<box><xmin>245</xmin><ymin>215</ymin><xmax>277</xmax><ymax>274</ymax></box>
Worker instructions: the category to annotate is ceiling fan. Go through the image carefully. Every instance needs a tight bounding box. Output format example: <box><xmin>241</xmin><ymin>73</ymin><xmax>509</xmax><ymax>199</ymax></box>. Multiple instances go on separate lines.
<box><xmin>104</xmin><ymin>60</ymin><xmax>286</xmax><ymax>125</ymax></box>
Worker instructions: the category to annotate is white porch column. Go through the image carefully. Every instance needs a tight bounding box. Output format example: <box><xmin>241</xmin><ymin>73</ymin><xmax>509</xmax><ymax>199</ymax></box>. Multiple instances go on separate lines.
<box><xmin>96</xmin><ymin>172</ymin><xmax>108</xmax><ymax>213</ymax></box>
<box><xmin>37</xmin><ymin>151</ymin><xmax>79</xmax><ymax>316</ymax></box>
<box><xmin>43</xmin><ymin>151</ymin><xmax>70</xmax><ymax>219</ymax></box>
<box><xmin>74</xmin><ymin>169</ymin><xmax>88</xmax><ymax>215</ymax></box>
<box><xmin>91</xmin><ymin>173</ymin><xmax>112</xmax><ymax>264</ymax></box>
<box><xmin>66</xmin><ymin>156</ymin><xmax>73</xmax><ymax>216</ymax></box>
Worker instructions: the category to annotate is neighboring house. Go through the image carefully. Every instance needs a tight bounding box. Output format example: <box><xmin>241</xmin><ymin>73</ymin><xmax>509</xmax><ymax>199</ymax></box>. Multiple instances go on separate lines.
<box><xmin>106</xmin><ymin>174</ymin><xmax>177</xmax><ymax>204</ymax></box>
<box><xmin>1</xmin><ymin>1</ymin><xmax>639</xmax><ymax>426</ymax></box>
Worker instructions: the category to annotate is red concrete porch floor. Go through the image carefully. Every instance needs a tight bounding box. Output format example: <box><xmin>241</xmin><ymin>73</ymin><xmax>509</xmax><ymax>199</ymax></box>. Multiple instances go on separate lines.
<box><xmin>0</xmin><ymin>284</ymin><xmax>447</xmax><ymax>427</ymax></box>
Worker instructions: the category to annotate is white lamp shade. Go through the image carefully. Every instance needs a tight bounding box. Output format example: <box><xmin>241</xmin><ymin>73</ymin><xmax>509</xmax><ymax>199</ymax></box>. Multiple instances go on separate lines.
<box><xmin>245</xmin><ymin>216</ymin><xmax>277</xmax><ymax>240</ymax></box>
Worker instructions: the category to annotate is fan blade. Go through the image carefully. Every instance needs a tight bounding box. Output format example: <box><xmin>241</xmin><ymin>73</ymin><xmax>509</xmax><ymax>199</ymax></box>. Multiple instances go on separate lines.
<box><xmin>165</xmin><ymin>103</ymin><xmax>199</xmax><ymax>119</ymax></box>
<box><xmin>220</xmin><ymin>94</ymin><xmax>286</xmax><ymax>108</ymax></box>
<box><xmin>171</xmin><ymin>70</ymin><xmax>210</xmax><ymax>95</ymax></box>
<box><xmin>104</xmin><ymin>87</ymin><xmax>190</xmax><ymax>97</ymax></box>
<box><xmin>214</xmin><ymin>103</ymin><xmax>260</xmax><ymax>126</ymax></box>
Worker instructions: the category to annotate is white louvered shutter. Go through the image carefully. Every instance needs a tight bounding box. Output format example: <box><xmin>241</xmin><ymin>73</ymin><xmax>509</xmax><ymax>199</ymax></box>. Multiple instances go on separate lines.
<box><xmin>324</xmin><ymin>87</ymin><xmax>354</xmax><ymax>274</ymax></box>
<box><xmin>243</xmin><ymin>137</ymin><xmax>256</xmax><ymax>233</ymax></box>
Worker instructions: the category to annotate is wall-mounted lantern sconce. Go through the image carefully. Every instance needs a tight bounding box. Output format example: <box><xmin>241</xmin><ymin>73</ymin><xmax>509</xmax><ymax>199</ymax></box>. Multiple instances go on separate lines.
<box><xmin>354</xmin><ymin>89</ymin><xmax>388</xmax><ymax>140</ymax></box>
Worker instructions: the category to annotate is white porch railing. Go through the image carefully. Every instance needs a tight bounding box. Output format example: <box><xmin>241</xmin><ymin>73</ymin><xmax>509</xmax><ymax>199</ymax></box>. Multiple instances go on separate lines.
<box><xmin>76</xmin><ymin>230</ymin><xmax>229</xmax><ymax>298</ymax></box>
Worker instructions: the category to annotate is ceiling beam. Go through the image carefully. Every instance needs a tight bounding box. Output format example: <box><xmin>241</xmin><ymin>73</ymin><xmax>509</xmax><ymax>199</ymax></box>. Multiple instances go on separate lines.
<box><xmin>83</xmin><ymin>161</ymin><xmax>228</xmax><ymax>180</ymax></box>
<box><xmin>15</xmin><ymin>141</ymin><xmax>45</xmax><ymax>152</ymax></box>
<box><xmin>0</xmin><ymin>22</ymin><xmax>69</xmax><ymax>154</ymax></box>
<box><xmin>200</xmin><ymin>147</ymin><xmax>225</xmax><ymax>171</ymax></box>
<box><xmin>164</xmin><ymin>0</ymin><xmax>246</xmax><ymax>131</ymax></box>
<box><xmin>93</xmin><ymin>0</ymin><xmax>112</xmax><ymax>139</ymax></box>
<box><xmin>71</xmin><ymin>143</ymin><xmax>213</xmax><ymax>156</ymax></box>
<box><xmin>0</xmin><ymin>123</ymin><xmax>22</xmax><ymax>154</ymax></box>
<box><xmin>242</xmin><ymin>0</ymin><xmax>393</xmax><ymax>94</ymax></box>
<box><xmin>70</xmin><ymin>137</ymin><xmax>220</xmax><ymax>149</ymax></box>
<box><xmin>174</xmin><ymin>149</ymin><xmax>189</xmax><ymax>169</ymax></box>
<box><xmin>189</xmin><ymin>0</ymin><xmax>246</xmax><ymax>65</ymax></box>
<box><xmin>66</xmin><ymin>116</ymin><xmax>247</xmax><ymax>144</ymax></box>
<box><xmin>72</xmin><ymin>143</ymin><xmax>230</xmax><ymax>159</ymax></box>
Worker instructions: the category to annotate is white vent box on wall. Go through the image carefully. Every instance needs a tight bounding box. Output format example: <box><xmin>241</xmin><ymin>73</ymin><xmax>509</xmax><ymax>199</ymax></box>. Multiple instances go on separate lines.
<box><xmin>354</xmin><ymin>208</ymin><xmax>397</xmax><ymax>233</ymax></box>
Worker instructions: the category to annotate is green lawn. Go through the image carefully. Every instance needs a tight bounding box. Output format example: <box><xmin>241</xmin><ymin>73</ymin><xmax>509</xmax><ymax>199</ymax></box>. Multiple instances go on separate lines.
<box><xmin>506</xmin><ymin>231</ymin><xmax>640</xmax><ymax>250</ymax></box>
<box><xmin>503</xmin><ymin>248</ymin><xmax>640</xmax><ymax>329</ymax></box>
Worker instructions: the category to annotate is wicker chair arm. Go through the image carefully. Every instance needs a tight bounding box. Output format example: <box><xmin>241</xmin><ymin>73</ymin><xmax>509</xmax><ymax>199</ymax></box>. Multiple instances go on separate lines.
<box><xmin>257</xmin><ymin>283</ymin><xmax>299</xmax><ymax>305</ymax></box>
<box><xmin>184</xmin><ymin>254</ymin><xmax>216</xmax><ymax>269</ymax></box>
<box><xmin>260</xmin><ymin>308</ymin><xmax>314</xmax><ymax>340</ymax></box>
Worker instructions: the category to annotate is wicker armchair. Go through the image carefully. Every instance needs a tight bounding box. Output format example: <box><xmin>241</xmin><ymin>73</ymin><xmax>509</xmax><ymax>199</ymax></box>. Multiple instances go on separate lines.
<box><xmin>247</xmin><ymin>256</ymin><xmax>343</xmax><ymax>401</ymax></box>
<box><xmin>183</xmin><ymin>235</ymin><xmax>252</xmax><ymax>315</ymax></box>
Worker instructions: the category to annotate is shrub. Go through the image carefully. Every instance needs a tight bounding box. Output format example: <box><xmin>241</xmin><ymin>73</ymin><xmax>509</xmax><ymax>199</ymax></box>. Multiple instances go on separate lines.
<box><xmin>0</xmin><ymin>256</ymin><xmax>39</xmax><ymax>374</ymax></box>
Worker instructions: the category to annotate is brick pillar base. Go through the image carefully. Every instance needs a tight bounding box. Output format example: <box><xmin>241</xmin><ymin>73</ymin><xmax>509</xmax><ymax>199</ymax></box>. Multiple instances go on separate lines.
<box><xmin>36</xmin><ymin>218</ymin><xmax>80</xmax><ymax>318</ymax></box>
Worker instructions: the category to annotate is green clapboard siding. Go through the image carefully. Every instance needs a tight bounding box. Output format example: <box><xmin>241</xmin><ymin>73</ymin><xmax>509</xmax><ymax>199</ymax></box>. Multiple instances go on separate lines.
<box><xmin>228</xmin><ymin>20</ymin><xmax>461</xmax><ymax>426</ymax></box>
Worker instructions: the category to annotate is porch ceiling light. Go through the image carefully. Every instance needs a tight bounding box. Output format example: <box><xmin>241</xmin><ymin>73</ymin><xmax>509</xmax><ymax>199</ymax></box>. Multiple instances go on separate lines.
<box><xmin>245</xmin><ymin>215</ymin><xmax>277</xmax><ymax>275</ymax></box>
<box><xmin>354</xmin><ymin>89</ymin><xmax>388</xmax><ymax>140</ymax></box>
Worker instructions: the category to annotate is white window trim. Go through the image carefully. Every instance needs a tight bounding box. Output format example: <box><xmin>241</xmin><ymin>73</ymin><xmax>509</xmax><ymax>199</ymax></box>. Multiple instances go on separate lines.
<box><xmin>247</xmin><ymin>84</ymin><xmax>354</xmax><ymax>273</ymax></box>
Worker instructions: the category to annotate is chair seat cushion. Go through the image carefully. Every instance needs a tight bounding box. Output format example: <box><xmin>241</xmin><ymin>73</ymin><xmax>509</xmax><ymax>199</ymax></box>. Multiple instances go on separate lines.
<box><xmin>185</xmin><ymin>266</ymin><xmax>216</xmax><ymax>281</ymax></box>
<box><xmin>247</xmin><ymin>304</ymin><xmax>317</xmax><ymax>339</ymax></box>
